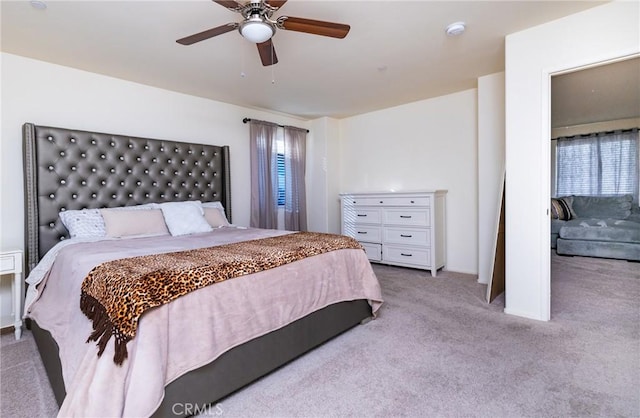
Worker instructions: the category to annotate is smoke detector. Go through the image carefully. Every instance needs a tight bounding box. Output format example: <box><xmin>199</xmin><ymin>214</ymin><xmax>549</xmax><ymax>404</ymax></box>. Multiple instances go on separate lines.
<box><xmin>445</xmin><ymin>22</ymin><xmax>466</xmax><ymax>36</ymax></box>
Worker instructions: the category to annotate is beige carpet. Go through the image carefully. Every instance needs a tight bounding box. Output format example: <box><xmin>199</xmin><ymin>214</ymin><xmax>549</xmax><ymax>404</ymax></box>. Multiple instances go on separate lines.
<box><xmin>1</xmin><ymin>253</ymin><xmax>638</xmax><ymax>417</ymax></box>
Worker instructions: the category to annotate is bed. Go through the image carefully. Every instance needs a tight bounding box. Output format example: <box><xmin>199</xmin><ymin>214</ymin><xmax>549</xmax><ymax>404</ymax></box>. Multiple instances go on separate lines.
<box><xmin>22</xmin><ymin>123</ymin><xmax>383</xmax><ymax>417</ymax></box>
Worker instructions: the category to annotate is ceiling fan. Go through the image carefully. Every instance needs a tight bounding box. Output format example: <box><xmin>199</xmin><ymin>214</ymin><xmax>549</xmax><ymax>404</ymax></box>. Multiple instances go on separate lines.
<box><xmin>176</xmin><ymin>0</ymin><xmax>350</xmax><ymax>66</ymax></box>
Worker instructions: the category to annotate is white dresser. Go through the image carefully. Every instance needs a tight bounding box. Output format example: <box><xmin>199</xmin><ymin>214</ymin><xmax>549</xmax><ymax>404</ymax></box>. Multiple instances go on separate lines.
<box><xmin>340</xmin><ymin>191</ymin><xmax>447</xmax><ymax>276</ymax></box>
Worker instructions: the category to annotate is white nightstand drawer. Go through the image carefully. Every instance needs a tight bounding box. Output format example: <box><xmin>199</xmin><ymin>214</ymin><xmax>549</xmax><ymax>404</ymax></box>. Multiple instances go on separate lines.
<box><xmin>360</xmin><ymin>242</ymin><xmax>382</xmax><ymax>262</ymax></box>
<box><xmin>0</xmin><ymin>256</ymin><xmax>15</xmax><ymax>273</ymax></box>
<box><xmin>383</xmin><ymin>245</ymin><xmax>431</xmax><ymax>267</ymax></box>
<box><xmin>383</xmin><ymin>209</ymin><xmax>430</xmax><ymax>226</ymax></box>
<box><xmin>343</xmin><ymin>225</ymin><xmax>382</xmax><ymax>243</ymax></box>
<box><xmin>383</xmin><ymin>228</ymin><xmax>430</xmax><ymax>246</ymax></box>
<box><xmin>343</xmin><ymin>208</ymin><xmax>381</xmax><ymax>224</ymax></box>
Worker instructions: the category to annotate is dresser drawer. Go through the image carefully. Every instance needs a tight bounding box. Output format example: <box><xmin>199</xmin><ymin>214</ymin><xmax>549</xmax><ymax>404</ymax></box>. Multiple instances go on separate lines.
<box><xmin>0</xmin><ymin>255</ymin><xmax>15</xmax><ymax>273</ymax></box>
<box><xmin>343</xmin><ymin>225</ymin><xmax>382</xmax><ymax>243</ymax></box>
<box><xmin>383</xmin><ymin>209</ymin><xmax>429</xmax><ymax>226</ymax></box>
<box><xmin>360</xmin><ymin>242</ymin><xmax>382</xmax><ymax>262</ymax></box>
<box><xmin>379</xmin><ymin>196</ymin><xmax>430</xmax><ymax>207</ymax></box>
<box><xmin>345</xmin><ymin>196</ymin><xmax>430</xmax><ymax>207</ymax></box>
<box><xmin>343</xmin><ymin>208</ymin><xmax>381</xmax><ymax>224</ymax></box>
<box><xmin>383</xmin><ymin>228</ymin><xmax>430</xmax><ymax>246</ymax></box>
<box><xmin>383</xmin><ymin>245</ymin><xmax>430</xmax><ymax>267</ymax></box>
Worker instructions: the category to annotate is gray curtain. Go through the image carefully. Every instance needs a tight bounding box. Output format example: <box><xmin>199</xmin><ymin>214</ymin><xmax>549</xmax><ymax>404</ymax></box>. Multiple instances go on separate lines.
<box><xmin>249</xmin><ymin>120</ymin><xmax>279</xmax><ymax>228</ymax></box>
<box><xmin>283</xmin><ymin>126</ymin><xmax>307</xmax><ymax>231</ymax></box>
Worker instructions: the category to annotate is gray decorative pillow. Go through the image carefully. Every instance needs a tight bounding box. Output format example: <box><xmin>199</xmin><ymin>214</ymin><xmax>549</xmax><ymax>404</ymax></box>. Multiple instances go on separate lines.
<box><xmin>59</xmin><ymin>209</ymin><xmax>106</xmax><ymax>238</ymax></box>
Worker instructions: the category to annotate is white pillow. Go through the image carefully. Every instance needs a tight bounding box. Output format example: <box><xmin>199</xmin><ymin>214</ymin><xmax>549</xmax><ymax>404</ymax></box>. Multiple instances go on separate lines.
<box><xmin>59</xmin><ymin>209</ymin><xmax>106</xmax><ymax>238</ymax></box>
<box><xmin>100</xmin><ymin>208</ymin><xmax>169</xmax><ymax>238</ymax></box>
<box><xmin>160</xmin><ymin>201</ymin><xmax>212</xmax><ymax>236</ymax></box>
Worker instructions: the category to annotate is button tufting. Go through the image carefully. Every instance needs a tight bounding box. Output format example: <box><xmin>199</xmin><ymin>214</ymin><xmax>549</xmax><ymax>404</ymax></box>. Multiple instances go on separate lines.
<box><xmin>144</xmin><ymin>169</ymin><xmax>149</xmax><ymax>174</ymax></box>
<box><xmin>110</xmin><ymin>168</ymin><xmax>115</xmax><ymax>173</ymax></box>
<box><xmin>60</xmin><ymin>236</ymin><xmax>65</xmax><ymax>241</ymax></box>
<box><xmin>144</xmin><ymin>145</ymin><xmax>149</xmax><ymax>150</ymax></box>
<box><xmin>91</xmin><ymin>139</ymin><xmax>96</xmax><ymax>145</ymax></box>
<box><xmin>60</xmin><ymin>151</ymin><xmax>65</xmax><ymax>156</ymax></box>
<box><xmin>47</xmin><ymin>136</ymin><xmax>53</xmax><ymax>141</ymax></box>
<box><xmin>81</xmin><ymin>153</ymin><xmax>86</xmax><ymax>158</ymax></box>
<box><xmin>145</xmin><ymin>193</ymin><xmax>149</xmax><ymax>197</ymax></box>
<box><xmin>128</xmin><ymin>193</ymin><xmax>133</xmax><ymax>198</ymax></box>
<box><xmin>91</xmin><ymin>168</ymin><xmax>97</xmax><ymax>172</ymax></box>
<box><xmin>81</xmin><ymin>180</ymin><xmax>86</xmax><ymax>185</ymax></box>
<box><xmin>110</xmin><ymin>142</ymin><xmax>115</xmax><ymax>147</ymax></box>
<box><xmin>60</xmin><ymin>180</ymin><xmax>66</xmax><ymax>185</ymax></box>
<box><xmin>72</xmin><ymin>194</ymin><xmax>77</xmax><ymax>199</ymax></box>
<box><xmin>152</xmin><ymin>158</ymin><xmax>157</xmax><ymax>163</ymax></box>
<box><xmin>128</xmin><ymin>144</ymin><xmax>133</xmax><ymax>148</ymax></box>
<box><xmin>101</xmin><ymin>154</ymin><xmax>106</xmax><ymax>159</ymax></box>
<box><xmin>70</xmin><ymin>138</ymin><xmax>76</xmax><ymax>143</ymax></box>
<box><xmin>136</xmin><ymin>157</ymin><xmax>141</xmax><ymax>162</ymax></box>
<box><xmin>136</xmin><ymin>181</ymin><xmax>141</xmax><ymax>186</ymax></box>
<box><xmin>127</xmin><ymin>169</ymin><xmax>132</xmax><ymax>173</ymax></box>
<box><xmin>112</xmin><ymin>194</ymin><xmax>117</xmax><ymax>198</ymax></box>
<box><xmin>119</xmin><ymin>156</ymin><xmax>124</xmax><ymax>161</ymax></box>
<box><xmin>49</xmin><ymin>223</ymin><xmax>55</xmax><ymax>228</ymax></box>
<box><xmin>120</xmin><ymin>181</ymin><xmax>124</xmax><ymax>186</ymax></box>
<box><xmin>160</xmin><ymin>147</ymin><xmax>164</xmax><ymax>151</ymax></box>
<box><xmin>71</xmin><ymin>166</ymin><xmax>77</xmax><ymax>171</ymax></box>
<box><xmin>48</xmin><ymin>166</ymin><xmax>54</xmax><ymax>171</ymax></box>
<box><xmin>92</xmin><ymin>193</ymin><xmax>97</xmax><ymax>198</ymax></box>
<box><xmin>101</xmin><ymin>181</ymin><xmax>106</xmax><ymax>185</ymax></box>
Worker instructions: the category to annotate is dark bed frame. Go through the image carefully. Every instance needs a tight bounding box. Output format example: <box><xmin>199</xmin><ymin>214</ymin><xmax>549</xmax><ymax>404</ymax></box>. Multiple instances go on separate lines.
<box><xmin>22</xmin><ymin>123</ymin><xmax>372</xmax><ymax>417</ymax></box>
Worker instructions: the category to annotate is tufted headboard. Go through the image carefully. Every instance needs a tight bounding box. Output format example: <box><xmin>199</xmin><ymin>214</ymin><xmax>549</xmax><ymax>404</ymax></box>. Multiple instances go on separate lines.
<box><xmin>22</xmin><ymin>123</ymin><xmax>231</xmax><ymax>272</ymax></box>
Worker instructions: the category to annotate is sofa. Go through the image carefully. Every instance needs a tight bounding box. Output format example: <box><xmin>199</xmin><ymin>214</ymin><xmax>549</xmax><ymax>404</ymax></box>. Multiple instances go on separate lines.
<box><xmin>551</xmin><ymin>194</ymin><xmax>640</xmax><ymax>261</ymax></box>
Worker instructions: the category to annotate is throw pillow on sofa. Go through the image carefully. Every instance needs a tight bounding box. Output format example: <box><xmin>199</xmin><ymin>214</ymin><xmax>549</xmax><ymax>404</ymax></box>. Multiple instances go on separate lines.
<box><xmin>551</xmin><ymin>197</ymin><xmax>575</xmax><ymax>220</ymax></box>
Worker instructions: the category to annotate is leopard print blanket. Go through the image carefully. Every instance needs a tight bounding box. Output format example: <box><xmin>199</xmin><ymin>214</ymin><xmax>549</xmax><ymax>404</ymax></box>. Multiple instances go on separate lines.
<box><xmin>80</xmin><ymin>232</ymin><xmax>363</xmax><ymax>365</ymax></box>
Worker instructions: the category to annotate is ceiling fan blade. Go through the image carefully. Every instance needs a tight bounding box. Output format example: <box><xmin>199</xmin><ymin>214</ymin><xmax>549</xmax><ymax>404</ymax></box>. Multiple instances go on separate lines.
<box><xmin>266</xmin><ymin>0</ymin><xmax>287</xmax><ymax>9</ymax></box>
<box><xmin>213</xmin><ymin>0</ymin><xmax>243</xmax><ymax>11</ymax></box>
<box><xmin>176</xmin><ymin>23</ymin><xmax>238</xmax><ymax>45</ymax></box>
<box><xmin>256</xmin><ymin>39</ymin><xmax>278</xmax><ymax>66</ymax></box>
<box><xmin>279</xmin><ymin>16</ymin><xmax>350</xmax><ymax>39</ymax></box>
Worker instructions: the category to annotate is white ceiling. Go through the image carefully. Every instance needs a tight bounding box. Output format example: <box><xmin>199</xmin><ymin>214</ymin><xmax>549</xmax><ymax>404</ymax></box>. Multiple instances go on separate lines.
<box><xmin>1</xmin><ymin>0</ymin><xmax>606</xmax><ymax>119</ymax></box>
<box><xmin>552</xmin><ymin>57</ymin><xmax>640</xmax><ymax>128</ymax></box>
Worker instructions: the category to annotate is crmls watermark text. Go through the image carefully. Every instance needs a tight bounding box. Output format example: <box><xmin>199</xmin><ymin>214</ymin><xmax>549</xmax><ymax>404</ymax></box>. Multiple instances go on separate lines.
<box><xmin>172</xmin><ymin>402</ymin><xmax>223</xmax><ymax>416</ymax></box>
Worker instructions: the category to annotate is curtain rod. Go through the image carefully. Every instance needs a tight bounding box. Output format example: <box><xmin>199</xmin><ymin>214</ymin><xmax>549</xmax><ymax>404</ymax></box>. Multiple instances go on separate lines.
<box><xmin>554</xmin><ymin>127</ymin><xmax>638</xmax><ymax>140</ymax></box>
<box><xmin>242</xmin><ymin>118</ymin><xmax>309</xmax><ymax>133</ymax></box>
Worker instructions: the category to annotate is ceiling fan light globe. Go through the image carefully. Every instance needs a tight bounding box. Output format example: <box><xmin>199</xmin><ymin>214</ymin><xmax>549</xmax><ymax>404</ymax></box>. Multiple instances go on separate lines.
<box><xmin>240</xmin><ymin>20</ymin><xmax>274</xmax><ymax>43</ymax></box>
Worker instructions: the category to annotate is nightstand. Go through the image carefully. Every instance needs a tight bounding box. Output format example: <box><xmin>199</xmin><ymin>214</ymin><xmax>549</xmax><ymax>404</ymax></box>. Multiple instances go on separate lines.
<box><xmin>0</xmin><ymin>250</ymin><xmax>24</xmax><ymax>339</ymax></box>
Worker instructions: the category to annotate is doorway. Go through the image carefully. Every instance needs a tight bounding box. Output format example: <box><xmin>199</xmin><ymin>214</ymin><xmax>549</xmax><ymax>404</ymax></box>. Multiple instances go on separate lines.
<box><xmin>549</xmin><ymin>57</ymin><xmax>640</xmax><ymax>318</ymax></box>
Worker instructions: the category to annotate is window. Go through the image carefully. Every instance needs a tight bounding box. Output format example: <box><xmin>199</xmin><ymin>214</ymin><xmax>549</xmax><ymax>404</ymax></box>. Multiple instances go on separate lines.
<box><xmin>277</xmin><ymin>152</ymin><xmax>285</xmax><ymax>206</ymax></box>
<box><xmin>556</xmin><ymin>129</ymin><xmax>639</xmax><ymax>200</ymax></box>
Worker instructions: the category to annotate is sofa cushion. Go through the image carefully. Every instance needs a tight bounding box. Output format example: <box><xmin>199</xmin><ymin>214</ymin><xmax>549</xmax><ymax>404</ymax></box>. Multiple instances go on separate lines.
<box><xmin>551</xmin><ymin>219</ymin><xmax>566</xmax><ymax>234</ymax></box>
<box><xmin>570</xmin><ymin>195</ymin><xmax>633</xmax><ymax>219</ymax></box>
<box><xmin>559</xmin><ymin>218</ymin><xmax>640</xmax><ymax>243</ymax></box>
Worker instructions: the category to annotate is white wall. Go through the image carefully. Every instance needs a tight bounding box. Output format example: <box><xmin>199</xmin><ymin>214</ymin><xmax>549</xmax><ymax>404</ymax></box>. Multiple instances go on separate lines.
<box><xmin>307</xmin><ymin>117</ymin><xmax>341</xmax><ymax>234</ymax></box>
<box><xmin>477</xmin><ymin>72</ymin><xmax>505</xmax><ymax>285</ymax></box>
<box><xmin>505</xmin><ymin>1</ymin><xmax>640</xmax><ymax>320</ymax></box>
<box><xmin>0</xmin><ymin>52</ymin><xmax>310</xmax><ymax>252</ymax></box>
<box><xmin>0</xmin><ymin>53</ymin><xmax>312</xmax><ymax>318</ymax></box>
<box><xmin>338</xmin><ymin>90</ymin><xmax>478</xmax><ymax>274</ymax></box>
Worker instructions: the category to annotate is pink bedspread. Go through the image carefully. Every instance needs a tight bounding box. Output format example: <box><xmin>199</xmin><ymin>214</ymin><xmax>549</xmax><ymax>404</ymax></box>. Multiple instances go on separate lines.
<box><xmin>26</xmin><ymin>227</ymin><xmax>383</xmax><ymax>417</ymax></box>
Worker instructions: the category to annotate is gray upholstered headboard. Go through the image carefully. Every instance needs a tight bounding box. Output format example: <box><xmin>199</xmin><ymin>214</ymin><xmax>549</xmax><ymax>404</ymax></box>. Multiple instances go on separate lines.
<box><xmin>22</xmin><ymin>123</ymin><xmax>231</xmax><ymax>272</ymax></box>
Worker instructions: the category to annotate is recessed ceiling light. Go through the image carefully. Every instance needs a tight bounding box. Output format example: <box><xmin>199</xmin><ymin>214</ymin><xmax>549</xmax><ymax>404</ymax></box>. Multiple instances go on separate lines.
<box><xmin>445</xmin><ymin>22</ymin><xmax>466</xmax><ymax>36</ymax></box>
<box><xmin>30</xmin><ymin>0</ymin><xmax>47</xmax><ymax>10</ymax></box>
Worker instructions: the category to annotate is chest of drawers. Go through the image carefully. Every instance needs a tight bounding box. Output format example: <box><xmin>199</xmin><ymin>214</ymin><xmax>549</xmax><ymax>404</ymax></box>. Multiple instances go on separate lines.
<box><xmin>340</xmin><ymin>191</ymin><xmax>447</xmax><ymax>276</ymax></box>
